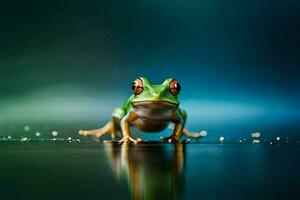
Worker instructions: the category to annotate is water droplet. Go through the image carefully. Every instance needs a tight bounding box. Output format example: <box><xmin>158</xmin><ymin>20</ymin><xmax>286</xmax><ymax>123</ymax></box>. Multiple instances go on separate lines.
<box><xmin>252</xmin><ymin>139</ymin><xmax>260</xmax><ymax>144</ymax></box>
<box><xmin>200</xmin><ymin>130</ymin><xmax>207</xmax><ymax>137</ymax></box>
<box><xmin>219</xmin><ymin>136</ymin><xmax>224</xmax><ymax>142</ymax></box>
<box><xmin>21</xmin><ymin>137</ymin><xmax>29</xmax><ymax>141</ymax></box>
<box><xmin>251</xmin><ymin>132</ymin><xmax>261</xmax><ymax>138</ymax></box>
<box><xmin>24</xmin><ymin>126</ymin><xmax>30</xmax><ymax>132</ymax></box>
<box><xmin>52</xmin><ymin>131</ymin><xmax>58</xmax><ymax>137</ymax></box>
<box><xmin>276</xmin><ymin>137</ymin><xmax>280</xmax><ymax>141</ymax></box>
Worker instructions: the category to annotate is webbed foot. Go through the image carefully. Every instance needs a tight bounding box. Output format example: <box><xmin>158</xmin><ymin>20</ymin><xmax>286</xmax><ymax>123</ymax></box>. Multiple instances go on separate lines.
<box><xmin>118</xmin><ymin>136</ymin><xmax>142</xmax><ymax>144</ymax></box>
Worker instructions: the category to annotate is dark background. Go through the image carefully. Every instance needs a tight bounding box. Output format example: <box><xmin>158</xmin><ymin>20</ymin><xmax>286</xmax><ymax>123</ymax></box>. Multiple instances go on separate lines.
<box><xmin>0</xmin><ymin>0</ymin><xmax>299</xmax><ymax>139</ymax></box>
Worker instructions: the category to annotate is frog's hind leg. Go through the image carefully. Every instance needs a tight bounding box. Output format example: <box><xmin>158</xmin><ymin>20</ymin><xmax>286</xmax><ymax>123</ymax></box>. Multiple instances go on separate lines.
<box><xmin>182</xmin><ymin>128</ymin><xmax>202</xmax><ymax>139</ymax></box>
<box><xmin>79</xmin><ymin>107</ymin><xmax>124</xmax><ymax>139</ymax></box>
<box><xmin>79</xmin><ymin>121</ymin><xmax>115</xmax><ymax>138</ymax></box>
<box><xmin>162</xmin><ymin>109</ymin><xmax>206</xmax><ymax>142</ymax></box>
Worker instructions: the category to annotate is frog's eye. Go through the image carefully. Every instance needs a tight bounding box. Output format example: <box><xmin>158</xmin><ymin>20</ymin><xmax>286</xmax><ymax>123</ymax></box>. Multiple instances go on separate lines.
<box><xmin>132</xmin><ymin>78</ymin><xmax>144</xmax><ymax>95</ymax></box>
<box><xmin>169</xmin><ymin>79</ymin><xmax>181</xmax><ymax>96</ymax></box>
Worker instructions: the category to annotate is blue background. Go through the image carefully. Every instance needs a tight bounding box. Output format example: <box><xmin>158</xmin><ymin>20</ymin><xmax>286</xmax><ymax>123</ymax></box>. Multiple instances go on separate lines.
<box><xmin>1</xmin><ymin>0</ymin><xmax>299</xmax><ymax>140</ymax></box>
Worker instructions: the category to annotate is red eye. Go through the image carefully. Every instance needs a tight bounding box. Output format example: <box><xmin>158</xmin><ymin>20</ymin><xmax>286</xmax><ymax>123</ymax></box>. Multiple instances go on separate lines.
<box><xmin>169</xmin><ymin>79</ymin><xmax>181</xmax><ymax>96</ymax></box>
<box><xmin>132</xmin><ymin>78</ymin><xmax>144</xmax><ymax>95</ymax></box>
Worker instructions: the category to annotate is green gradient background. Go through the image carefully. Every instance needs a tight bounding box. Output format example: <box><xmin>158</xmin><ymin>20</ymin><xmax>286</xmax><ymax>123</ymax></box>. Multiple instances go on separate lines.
<box><xmin>1</xmin><ymin>0</ymin><xmax>299</xmax><ymax>139</ymax></box>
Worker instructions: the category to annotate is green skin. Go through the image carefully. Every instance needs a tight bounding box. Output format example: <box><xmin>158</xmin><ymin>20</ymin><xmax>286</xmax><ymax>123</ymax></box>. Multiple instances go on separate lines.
<box><xmin>79</xmin><ymin>77</ymin><xmax>202</xmax><ymax>143</ymax></box>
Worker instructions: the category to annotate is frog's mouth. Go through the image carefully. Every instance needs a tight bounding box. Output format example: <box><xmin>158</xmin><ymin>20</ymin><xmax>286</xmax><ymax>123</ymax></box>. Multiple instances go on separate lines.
<box><xmin>132</xmin><ymin>100</ymin><xmax>177</xmax><ymax>110</ymax></box>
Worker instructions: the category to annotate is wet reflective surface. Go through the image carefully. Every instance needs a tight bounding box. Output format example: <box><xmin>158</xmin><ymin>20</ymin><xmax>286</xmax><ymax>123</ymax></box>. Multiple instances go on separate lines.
<box><xmin>0</xmin><ymin>142</ymin><xmax>300</xmax><ymax>200</ymax></box>
<box><xmin>104</xmin><ymin>142</ymin><xmax>185</xmax><ymax>199</ymax></box>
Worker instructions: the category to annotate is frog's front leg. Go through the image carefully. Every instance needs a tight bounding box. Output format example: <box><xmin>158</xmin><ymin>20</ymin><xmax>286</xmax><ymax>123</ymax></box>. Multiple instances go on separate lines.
<box><xmin>162</xmin><ymin>109</ymin><xmax>186</xmax><ymax>143</ymax></box>
<box><xmin>119</xmin><ymin>111</ymin><xmax>142</xmax><ymax>144</ymax></box>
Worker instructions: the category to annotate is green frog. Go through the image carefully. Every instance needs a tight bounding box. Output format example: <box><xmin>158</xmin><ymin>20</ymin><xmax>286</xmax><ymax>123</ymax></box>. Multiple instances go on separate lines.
<box><xmin>79</xmin><ymin>77</ymin><xmax>204</xmax><ymax>143</ymax></box>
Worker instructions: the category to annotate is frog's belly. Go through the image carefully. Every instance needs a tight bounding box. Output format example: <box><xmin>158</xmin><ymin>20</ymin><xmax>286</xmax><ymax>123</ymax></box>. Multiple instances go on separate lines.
<box><xmin>131</xmin><ymin>101</ymin><xmax>177</xmax><ymax>132</ymax></box>
<box><xmin>131</xmin><ymin>107</ymin><xmax>175</xmax><ymax>132</ymax></box>
<box><xmin>132</xmin><ymin>117</ymin><xmax>170</xmax><ymax>132</ymax></box>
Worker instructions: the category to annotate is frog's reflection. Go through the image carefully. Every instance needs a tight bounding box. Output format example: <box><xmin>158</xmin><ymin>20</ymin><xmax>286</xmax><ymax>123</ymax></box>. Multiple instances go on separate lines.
<box><xmin>104</xmin><ymin>142</ymin><xmax>186</xmax><ymax>200</ymax></box>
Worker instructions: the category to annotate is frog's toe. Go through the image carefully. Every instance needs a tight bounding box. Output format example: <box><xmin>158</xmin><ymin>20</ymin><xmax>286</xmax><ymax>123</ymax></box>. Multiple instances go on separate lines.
<box><xmin>118</xmin><ymin>137</ymin><xmax>125</xmax><ymax>143</ymax></box>
<box><xmin>129</xmin><ymin>137</ymin><xmax>142</xmax><ymax>144</ymax></box>
<box><xmin>79</xmin><ymin>130</ymin><xmax>87</xmax><ymax>136</ymax></box>
<box><xmin>118</xmin><ymin>136</ymin><xmax>141</xmax><ymax>144</ymax></box>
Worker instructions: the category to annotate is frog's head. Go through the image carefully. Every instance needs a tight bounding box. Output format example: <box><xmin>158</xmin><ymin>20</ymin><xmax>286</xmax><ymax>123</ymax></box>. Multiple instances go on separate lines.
<box><xmin>130</xmin><ymin>77</ymin><xmax>181</xmax><ymax>108</ymax></box>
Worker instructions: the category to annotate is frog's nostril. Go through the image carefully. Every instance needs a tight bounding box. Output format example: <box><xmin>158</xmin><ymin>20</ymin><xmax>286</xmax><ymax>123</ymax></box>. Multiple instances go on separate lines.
<box><xmin>152</xmin><ymin>93</ymin><xmax>159</xmax><ymax>98</ymax></box>
<box><xmin>152</xmin><ymin>92</ymin><xmax>161</xmax><ymax>98</ymax></box>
